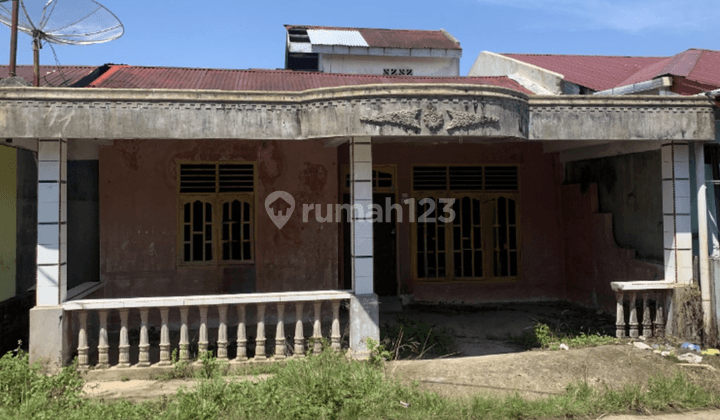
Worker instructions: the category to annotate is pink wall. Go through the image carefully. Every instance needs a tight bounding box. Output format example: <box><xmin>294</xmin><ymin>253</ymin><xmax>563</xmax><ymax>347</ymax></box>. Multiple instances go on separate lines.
<box><xmin>98</xmin><ymin>139</ymin><xmax>338</xmax><ymax>298</ymax></box>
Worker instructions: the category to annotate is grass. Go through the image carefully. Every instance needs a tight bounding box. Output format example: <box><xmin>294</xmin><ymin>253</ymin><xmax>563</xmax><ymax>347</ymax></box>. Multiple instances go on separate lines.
<box><xmin>381</xmin><ymin>317</ymin><xmax>458</xmax><ymax>359</ymax></box>
<box><xmin>497</xmin><ymin>322</ymin><xmax>619</xmax><ymax>350</ymax></box>
<box><xmin>0</xmin><ymin>346</ymin><xmax>718</xmax><ymax>419</ymax></box>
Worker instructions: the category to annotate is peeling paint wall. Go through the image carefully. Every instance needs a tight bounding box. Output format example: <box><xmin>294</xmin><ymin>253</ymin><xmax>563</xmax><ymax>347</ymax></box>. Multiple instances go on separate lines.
<box><xmin>98</xmin><ymin>139</ymin><xmax>338</xmax><ymax>298</ymax></box>
<box><xmin>365</xmin><ymin>142</ymin><xmax>567</xmax><ymax>304</ymax></box>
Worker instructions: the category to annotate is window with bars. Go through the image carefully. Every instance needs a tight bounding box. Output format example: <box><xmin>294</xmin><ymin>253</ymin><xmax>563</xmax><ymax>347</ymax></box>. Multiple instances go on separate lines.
<box><xmin>178</xmin><ymin>162</ymin><xmax>254</xmax><ymax>265</ymax></box>
<box><xmin>412</xmin><ymin>165</ymin><xmax>520</xmax><ymax>281</ymax></box>
<box><xmin>383</xmin><ymin>68</ymin><xmax>413</xmax><ymax>76</ymax></box>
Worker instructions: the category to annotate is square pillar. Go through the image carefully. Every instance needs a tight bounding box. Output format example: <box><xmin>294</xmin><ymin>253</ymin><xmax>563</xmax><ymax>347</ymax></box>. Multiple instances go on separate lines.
<box><xmin>30</xmin><ymin>139</ymin><xmax>69</xmax><ymax>368</ymax></box>
<box><xmin>348</xmin><ymin>136</ymin><xmax>379</xmax><ymax>357</ymax></box>
<box><xmin>662</xmin><ymin>141</ymin><xmax>693</xmax><ymax>283</ymax></box>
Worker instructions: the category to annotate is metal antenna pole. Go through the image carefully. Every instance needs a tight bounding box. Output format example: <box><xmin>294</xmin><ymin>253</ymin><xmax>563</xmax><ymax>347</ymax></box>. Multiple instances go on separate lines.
<box><xmin>9</xmin><ymin>0</ymin><xmax>19</xmax><ymax>76</ymax></box>
<box><xmin>32</xmin><ymin>35</ymin><xmax>40</xmax><ymax>87</ymax></box>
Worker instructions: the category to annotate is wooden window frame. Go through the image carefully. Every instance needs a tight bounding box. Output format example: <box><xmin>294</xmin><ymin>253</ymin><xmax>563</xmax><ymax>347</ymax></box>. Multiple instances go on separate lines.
<box><xmin>410</xmin><ymin>164</ymin><xmax>521</xmax><ymax>283</ymax></box>
<box><xmin>176</xmin><ymin>161</ymin><xmax>257</xmax><ymax>267</ymax></box>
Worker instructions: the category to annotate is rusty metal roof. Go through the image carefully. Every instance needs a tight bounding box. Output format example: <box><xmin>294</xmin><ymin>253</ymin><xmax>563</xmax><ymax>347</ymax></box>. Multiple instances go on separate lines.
<box><xmin>88</xmin><ymin>65</ymin><xmax>531</xmax><ymax>93</ymax></box>
<box><xmin>505</xmin><ymin>49</ymin><xmax>720</xmax><ymax>92</ymax></box>
<box><xmin>503</xmin><ymin>54</ymin><xmax>665</xmax><ymax>91</ymax></box>
<box><xmin>0</xmin><ymin>64</ymin><xmax>101</xmax><ymax>87</ymax></box>
<box><xmin>285</xmin><ymin>25</ymin><xmax>461</xmax><ymax>50</ymax></box>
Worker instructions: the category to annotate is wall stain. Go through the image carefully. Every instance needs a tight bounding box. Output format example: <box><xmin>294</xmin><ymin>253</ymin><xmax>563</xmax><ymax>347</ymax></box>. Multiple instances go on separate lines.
<box><xmin>258</xmin><ymin>141</ymin><xmax>284</xmax><ymax>186</ymax></box>
<box><xmin>115</xmin><ymin>140</ymin><xmax>145</xmax><ymax>171</ymax></box>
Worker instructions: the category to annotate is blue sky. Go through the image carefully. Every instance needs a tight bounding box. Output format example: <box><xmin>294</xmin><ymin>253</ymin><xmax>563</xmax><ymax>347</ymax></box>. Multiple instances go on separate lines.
<box><xmin>1</xmin><ymin>0</ymin><xmax>719</xmax><ymax>75</ymax></box>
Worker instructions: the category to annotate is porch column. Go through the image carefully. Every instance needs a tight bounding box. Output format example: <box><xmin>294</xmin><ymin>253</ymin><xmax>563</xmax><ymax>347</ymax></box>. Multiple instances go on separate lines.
<box><xmin>348</xmin><ymin>136</ymin><xmax>379</xmax><ymax>358</ymax></box>
<box><xmin>662</xmin><ymin>141</ymin><xmax>693</xmax><ymax>283</ymax></box>
<box><xmin>29</xmin><ymin>139</ymin><xmax>70</xmax><ymax>369</ymax></box>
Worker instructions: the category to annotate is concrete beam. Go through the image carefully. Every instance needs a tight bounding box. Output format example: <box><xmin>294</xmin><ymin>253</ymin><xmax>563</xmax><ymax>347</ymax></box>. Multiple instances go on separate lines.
<box><xmin>558</xmin><ymin>140</ymin><xmax>661</xmax><ymax>163</ymax></box>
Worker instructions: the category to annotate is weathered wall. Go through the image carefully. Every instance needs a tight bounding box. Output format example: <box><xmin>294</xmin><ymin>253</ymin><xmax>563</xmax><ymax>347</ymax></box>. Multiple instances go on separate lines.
<box><xmin>0</xmin><ymin>146</ymin><xmax>16</xmax><ymax>301</ymax></box>
<box><xmin>561</xmin><ymin>183</ymin><xmax>664</xmax><ymax>310</ymax></box>
<box><xmin>97</xmin><ymin>139</ymin><xmax>338</xmax><ymax>298</ymax></box>
<box><xmin>565</xmin><ymin>151</ymin><xmax>663</xmax><ymax>262</ymax></box>
<box><xmin>368</xmin><ymin>141</ymin><xmax>567</xmax><ymax>304</ymax></box>
<box><xmin>15</xmin><ymin>149</ymin><xmax>36</xmax><ymax>295</ymax></box>
<box><xmin>321</xmin><ymin>55</ymin><xmax>459</xmax><ymax>76</ymax></box>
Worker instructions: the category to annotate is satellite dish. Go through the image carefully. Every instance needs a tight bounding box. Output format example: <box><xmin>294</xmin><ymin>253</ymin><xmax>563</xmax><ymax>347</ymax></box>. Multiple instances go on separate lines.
<box><xmin>0</xmin><ymin>0</ymin><xmax>124</xmax><ymax>86</ymax></box>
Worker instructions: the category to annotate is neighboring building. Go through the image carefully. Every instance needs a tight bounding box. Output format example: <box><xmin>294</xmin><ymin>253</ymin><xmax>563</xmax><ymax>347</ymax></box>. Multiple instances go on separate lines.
<box><xmin>284</xmin><ymin>25</ymin><xmax>461</xmax><ymax>76</ymax></box>
<box><xmin>0</xmin><ymin>29</ymin><xmax>717</xmax><ymax>369</ymax></box>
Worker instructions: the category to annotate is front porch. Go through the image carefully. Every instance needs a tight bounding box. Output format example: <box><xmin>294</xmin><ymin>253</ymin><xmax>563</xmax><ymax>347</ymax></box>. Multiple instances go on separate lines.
<box><xmin>0</xmin><ymin>84</ymin><xmax>713</xmax><ymax>368</ymax></box>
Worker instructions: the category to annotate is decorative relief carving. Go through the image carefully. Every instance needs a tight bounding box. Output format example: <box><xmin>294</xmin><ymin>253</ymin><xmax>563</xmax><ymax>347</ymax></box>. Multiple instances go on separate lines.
<box><xmin>446</xmin><ymin>110</ymin><xmax>499</xmax><ymax>131</ymax></box>
<box><xmin>360</xmin><ymin>108</ymin><xmax>421</xmax><ymax>131</ymax></box>
<box><xmin>422</xmin><ymin>104</ymin><xmax>444</xmax><ymax>132</ymax></box>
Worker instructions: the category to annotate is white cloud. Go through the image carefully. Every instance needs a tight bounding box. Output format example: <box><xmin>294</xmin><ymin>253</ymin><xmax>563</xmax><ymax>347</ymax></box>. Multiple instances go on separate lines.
<box><xmin>476</xmin><ymin>0</ymin><xmax>719</xmax><ymax>32</ymax></box>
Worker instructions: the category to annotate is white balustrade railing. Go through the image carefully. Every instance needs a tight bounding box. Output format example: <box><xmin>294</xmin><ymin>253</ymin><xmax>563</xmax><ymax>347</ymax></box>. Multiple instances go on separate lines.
<box><xmin>611</xmin><ymin>281</ymin><xmax>678</xmax><ymax>339</ymax></box>
<box><xmin>63</xmin><ymin>290</ymin><xmax>352</xmax><ymax>369</ymax></box>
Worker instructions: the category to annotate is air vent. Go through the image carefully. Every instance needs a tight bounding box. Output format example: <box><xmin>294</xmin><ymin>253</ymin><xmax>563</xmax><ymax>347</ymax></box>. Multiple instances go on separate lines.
<box><xmin>485</xmin><ymin>166</ymin><xmax>518</xmax><ymax>191</ymax></box>
<box><xmin>180</xmin><ymin>163</ymin><xmax>254</xmax><ymax>193</ymax></box>
<box><xmin>413</xmin><ymin>167</ymin><xmax>447</xmax><ymax>191</ymax></box>
<box><xmin>219</xmin><ymin>164</ymin><xmax>254</xmax><ymax>192</ymax></box>
<box><xmin>288</xmin><ymin>28</ymin><xmax>310</xmax><ymax>43</ymax></box>
<box><xmin>180</xmin><ymin>164</ymin><xmax>216</xmax><ymax>193</ymax></box>
<box><xmin>449</xmin><ymin>167</ymin><xmax>483</xmax><ymax>190</ymax></box>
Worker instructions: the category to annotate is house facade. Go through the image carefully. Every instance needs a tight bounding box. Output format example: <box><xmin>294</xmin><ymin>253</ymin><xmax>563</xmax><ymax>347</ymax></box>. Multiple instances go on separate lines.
<box><xmin>0</xmin><ymin>28</ymin><xmax>717</xmax><ymax>369</ymax></box>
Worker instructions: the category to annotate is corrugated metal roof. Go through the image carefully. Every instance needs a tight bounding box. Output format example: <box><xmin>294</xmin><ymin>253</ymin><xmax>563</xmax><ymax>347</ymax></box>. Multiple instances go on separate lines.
<box><xmin>506</xmin><ymin>49</ymin><xmax>720</xmax><ymax>92</ymax></box>
<box><xmin>286</xmin><ymin>25</ymin><xmax>461</xmax><ymax>50</ymax></box>
<box><xmin>306</xmin><ymin>29</ymin><xmax>369</xmax><ymax>47</ymax></box>
<box><xmin>503</xmin><ymin>54</ymin><xmax>666</xmax><ymax>91</ymax></box>
<box><xmin>89</xmin><ymin>66</ymin><xmax>531</xmax><ymax>93</ymax></box>
<box><xmin>0</xmin><ymin>65</ymin><xmax>100</xmax><ymax>87</ymax></box>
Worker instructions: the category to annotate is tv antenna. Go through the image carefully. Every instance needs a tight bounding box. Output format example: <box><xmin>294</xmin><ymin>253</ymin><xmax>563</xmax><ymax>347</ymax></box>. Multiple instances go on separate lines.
<box><xmin>0</xmin><ymin>0</ymin><xmax>124</xmax><ymax>86</ymax></box>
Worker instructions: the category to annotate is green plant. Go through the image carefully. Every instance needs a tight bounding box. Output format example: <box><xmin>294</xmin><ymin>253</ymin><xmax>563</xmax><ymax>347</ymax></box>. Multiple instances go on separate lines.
<box><xmin>198</xmin><ymin>350</ymin><xmax>227</xmax><ymax>379</ymax></box>
<box><xmin>365</xmin><ymin>338</ymin><xmax>392</xmax><ymax>367</ymax></box>
<box><xmin>160</xmin><ymin>348</ymin><xmax>193</xmax><ymax>380</ymax></box>
<box><xmin>120</xmin><ymin>376</ymin><xmax>129</xmax><ymax>382</ymax></box>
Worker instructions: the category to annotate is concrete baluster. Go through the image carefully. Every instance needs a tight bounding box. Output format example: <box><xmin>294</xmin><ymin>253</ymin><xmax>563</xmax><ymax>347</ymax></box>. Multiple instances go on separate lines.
<box><xmin>97</xmin><ymin>310</ymin><xmax>109</xmax><ymax>368</ymax></box>
<box><xmin>275</xmin><ymin>303</ymin><xmax>286</xmax><ymax>359</ymax></box>
<box><xmin>118</xmin><ymin>309</ymin><xmax>130</xmax><ymax>367</ymax></box>
<box><xmin>313</xmin><ymin>301</ymin><xmax>323</xmax><ymax>354</ymax></box>
<box><xmin>615</xmin><ymin>292</ymin><xmax>626</xmax><ymax>338</ymax></box>
<box><xmin>236</xmin><ymin>304</ymin><xmax>247</xmax><ymax>361</ymax></box>
<box><xmin>198</xmin><ymin>305</ymin><xmax>209</xmax><ymax>355</ymax></box>
<box><xmin>641</xmin><ymin>292</ymin><xmax>653</xmax><ymax>338</ymax></box>
<box><xmin>628</xmin><ymin>292</ymin><xmax>639</xmax><ymax>338</ymax></box>
<box><xmin>159</xmin><ymin>307</ymin><xmax>171</xmax><ymax>366</ymax></box>
<box><xmin>294</xmin><ymin>302</ymin><xmax>305</xmax><ymax>357</ymax></box>
<box><xmin>655</xmin><ymin>292</ymin><xmax>666</xmax><ymax>338</ymax></box>
<box><xmin>255</xmin><ymin>303</ymin><xmax>267</xmax><ymax>360</ymax></box>
<box><xmin>179</xmin><ymin>307</ymin><xmax>190</xmax><ymax>362</ymax></box>
<box><xmin>217</xmin><ymin>305</ymin><xmax>228</xmax><ymax>361</ymax></box>
<box><xmin>77</xmin><ymin>310</ymin><xmax>89</xmax><ymax>369</ymax></box>
<box><xmin>138</xmin><ymin>308</ymin><xmax>150</xmax><ymax>367</ymax></box>
<box><xmin>331</xmin><ymin>300</ymin><xmax>341</xmax><ymax>351</ymax></box>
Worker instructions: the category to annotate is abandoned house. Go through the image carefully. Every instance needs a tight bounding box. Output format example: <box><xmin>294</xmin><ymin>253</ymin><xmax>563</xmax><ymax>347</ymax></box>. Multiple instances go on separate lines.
<box><xmin>0</xmin><ymin>26</ymin><xmax>718</xmax><ymax>369</ymax></box>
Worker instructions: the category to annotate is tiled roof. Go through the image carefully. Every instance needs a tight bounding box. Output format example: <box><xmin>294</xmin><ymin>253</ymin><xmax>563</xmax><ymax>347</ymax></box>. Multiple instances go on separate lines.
<box><xmin>503</xmin><ymin>54</ymin><xmax>665</xmax><ymax>91</ymax></box>
<box><xmin>0</xmin><ymin>65</ymin><xmax>100</xmax><ymax>87</ymax></box>
<box><xmin>285</xmin><ymin>25</ymin><xmax>461</xmax><ymax>50</ymax></box>
<box><xmin>88</xmin><ymin>65</ymin><xmax>532</xmax><ymax>93</ymax></box>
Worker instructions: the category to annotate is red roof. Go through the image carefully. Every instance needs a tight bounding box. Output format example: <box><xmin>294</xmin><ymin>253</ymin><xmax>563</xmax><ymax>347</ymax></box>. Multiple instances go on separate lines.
<box><xmin>285</xmin><ymin>25</ymin><xmax>461</xmax><ymax>50</ymax></box>
<box><xmin>504</xmin><ymin>49</ymin><xmax>720</xmax><ymax>93</ymax></box>
<box><xmin>503</xmin><ymin>54</ymin><xmax>665</xmax><ymax>91</ymax></box>
<box><xmin>88</xmin><ymin>65</ymin><xmax>531</xmax><ymax>94</ymax></box>
<box><xmin>0</xmin><ymin>65</ymin><xmax>100</xmax><ymax>87</ymax></box>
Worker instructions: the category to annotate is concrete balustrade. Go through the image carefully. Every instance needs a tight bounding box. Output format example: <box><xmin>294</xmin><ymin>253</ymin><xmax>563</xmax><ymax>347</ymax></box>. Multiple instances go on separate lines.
<box><xmin>611</xmin><ymin>281</ymin><xmax>677</xmax><ymax>339</ymax></box>
<box><xmin>63</xmin><ymin>290</ymin><xmax>352</xmax><ymax>369</ymax></box>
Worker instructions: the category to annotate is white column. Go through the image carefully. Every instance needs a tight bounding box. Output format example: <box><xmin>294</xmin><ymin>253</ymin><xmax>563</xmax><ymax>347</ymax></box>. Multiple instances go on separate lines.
<box><xmin>37</xmin><ymin>139</ymin><xmax>67</xmax><ymax>306</ymax></box>
<box><xmin>348</xmin><ymin>137</ymin><xmax>379</xmax><ymax>358</ymax></box>
<box><xmin>695</xmin><ymin>142</ymin><xmax>714</xmax><ymax>340</ymax></box>
<box><xmin>350</xmin><ymin>136</ymin><xmax>374</xmax><ymax>294</ymax></box>
<box><xmin>662</xmin><ymin>141</ymin><xmax>693</xmax><ymax>283</ymax></box>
